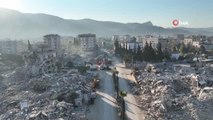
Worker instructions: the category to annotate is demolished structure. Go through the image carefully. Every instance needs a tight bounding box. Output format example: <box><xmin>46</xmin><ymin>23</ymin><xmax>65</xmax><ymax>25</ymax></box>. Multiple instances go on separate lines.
<box><xmin>23</xmin><ymin>42</ymin><xmax>57</xmax><ymax>76</ymax></box>
<box><xmin>131</xmin><ymin>63</ymin><xmax>213</xmax><ymax>120</ymax></box>
<box><xmin>0</xmin><ymin>66</ymin><xmax>97</xmax><ymax>120</ymax></box>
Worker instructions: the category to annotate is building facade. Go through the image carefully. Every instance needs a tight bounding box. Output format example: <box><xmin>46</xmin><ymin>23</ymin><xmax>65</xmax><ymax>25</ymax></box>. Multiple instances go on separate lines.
<box><xmin>143</xmin><ymin>35</ymin><xmax>159</xmax><ymax>49</ymax></box>
<box><xmin>43</xmin><ymin>34</ymin><xmax>61</xmax><ymax>57</ymax></box>
<box><xmin>78</xmin><ymin>33</ymin><xmax>96</xmax><ymax>50</ymax></box>
<box><xmin>24</xmin><ymin>42</ymin><xmax>57</xmax><ymax>76</ymax></box>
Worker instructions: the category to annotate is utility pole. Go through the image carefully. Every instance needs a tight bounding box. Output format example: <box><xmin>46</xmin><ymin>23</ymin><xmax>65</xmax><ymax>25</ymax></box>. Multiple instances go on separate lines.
<box><xmin>116</xmin><ymin>74</ymin><xmax>119</xmax><ymax>98</ymax></box>
<box><xmin>120</xmin><ymin>91</ymin><xmax>127</xmax><ymax>120</ymax></box>
<box><xmin>112</xmin><ymin>67</ymin><xmax>119</xmax><ymax>99</ymax></box>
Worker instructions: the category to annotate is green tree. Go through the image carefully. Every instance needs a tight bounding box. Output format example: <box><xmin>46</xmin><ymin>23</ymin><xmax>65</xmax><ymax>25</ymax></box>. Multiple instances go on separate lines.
<box><xmin>163</xmin><ymin>48</ymin><xmax>170</xmax><ymax>60</ymax></box>
<box><xmin>149</xmin><ymin>42</ymin><xmax>157</xmax><ymax>61</ymax></box>
<box><xmin>114</xmin><ymin>40</ymin><xmax>120</xmax><ymax>54</ymax></box>
<box><xmin>156</xmin><ymin>43</ymin><xmax>163</xmax><ymax>61</ymax></box>
<box><xmin>136</xmin><ymin>45</ymin><xmax>142</xmax><ymax>61</ymax></box>
<box><xmin>142</xmin><ymin>42</ymin><xmax>150</xmax><ymax>61</ymax></box>
<box><xmin>179</xmin><ymin>43</ymin><xmax>186</xmax><ymax>55</ymax></box>
<box><xmin>199</xmin><ymin>45</ymin><xmax>206</xmax><ymax>54</ymax></box>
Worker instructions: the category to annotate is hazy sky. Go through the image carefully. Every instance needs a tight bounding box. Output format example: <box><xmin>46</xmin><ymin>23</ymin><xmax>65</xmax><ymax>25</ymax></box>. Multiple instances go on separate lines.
<box><xmin>0</xmin><ymin>0</ymin><xmax>213</xmax><ymax>28</ymax></box>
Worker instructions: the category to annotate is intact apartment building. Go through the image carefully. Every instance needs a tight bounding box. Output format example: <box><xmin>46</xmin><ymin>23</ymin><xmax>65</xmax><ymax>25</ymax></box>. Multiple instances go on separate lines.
<box><xmin>78</xmin><ymin>33</ymin><xmax>96</xmax><ymax>50</ymax></box>
<box><xmin>43</xmin><ymin>34</ymin><xmax>61</xmax><ymax>57</ymax></box>
<box><xmin>183</xmin><ymin>35</ymin><xmax>213</xmax><ymax>51</ymax></box>
<box><xmin>143</xmin><ymin>35</ymin><xmax>159</xmax><ymax>49</ymax></box>
<box><xmin>112</xmin><ymin>35</ymin><xmax>131</xmax><ymax>42</ymax></box>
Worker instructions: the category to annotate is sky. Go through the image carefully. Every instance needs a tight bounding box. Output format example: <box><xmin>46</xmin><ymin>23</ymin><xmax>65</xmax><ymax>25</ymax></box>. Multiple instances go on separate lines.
<box><xmin>0</xmin><ymin>0</ymin><xmax>212</xmax><ymax>28</ymax></box>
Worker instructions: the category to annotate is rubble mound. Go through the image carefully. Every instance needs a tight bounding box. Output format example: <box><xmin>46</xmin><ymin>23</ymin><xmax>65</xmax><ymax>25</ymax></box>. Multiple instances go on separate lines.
<box><xmin>132</xmin><ymin>63</ymin><xmax>213</xmax><ymax>120</ymax></box>
<box><xmin>0</xmin><ymin>69</ymin><xmax>94</xmax><ymax>120</ymax></box>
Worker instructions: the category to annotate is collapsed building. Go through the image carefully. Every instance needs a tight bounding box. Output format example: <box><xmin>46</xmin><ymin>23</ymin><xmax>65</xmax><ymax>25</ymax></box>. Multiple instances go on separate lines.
<box><xmin>131</xmin><ymin>63</ymin><xmax>213</xmax><ymax>120</ymax></box>
<box><xmin>23</xmin><ymin>42</ymin><xmax>57</xmax><ymax>76</ymax></box>
<box><xmin>24</xmin><ymin>34</ymin><xmax>61</xmax><ymax>76</ymax></box>
<box><xmin>0</xmin><ymin>66</ymin><xmax>98</xmax><ymax>120</ymax></box>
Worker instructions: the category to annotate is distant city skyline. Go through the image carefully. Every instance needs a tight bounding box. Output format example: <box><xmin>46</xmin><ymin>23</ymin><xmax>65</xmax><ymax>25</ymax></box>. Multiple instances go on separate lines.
<box><xmin>0</xmin><ymin>0</ymin><xmax>213</xmax><ymax>28</ymax></box>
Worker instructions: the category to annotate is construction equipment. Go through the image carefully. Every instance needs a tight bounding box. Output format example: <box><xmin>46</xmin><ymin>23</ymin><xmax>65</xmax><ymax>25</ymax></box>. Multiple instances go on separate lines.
<box><xmin>92</xmin><ymin>79</ymin><xmax>100</xmax><ymax>90</ymax></box>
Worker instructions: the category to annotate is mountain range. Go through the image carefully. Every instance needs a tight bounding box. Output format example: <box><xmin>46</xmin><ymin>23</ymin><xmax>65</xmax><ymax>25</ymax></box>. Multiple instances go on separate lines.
<box><xmin>0</xmin><ymin>8</ymin><xmax>213</xmax><ymax>39</ymax></box>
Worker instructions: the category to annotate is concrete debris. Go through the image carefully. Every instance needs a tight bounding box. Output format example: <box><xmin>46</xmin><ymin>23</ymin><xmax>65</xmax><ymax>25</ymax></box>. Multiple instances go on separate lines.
<box><xmin>0</xmin><ymin>68</ymin><xmax>97</xmax><ymax>120</ymax></box>
<box><xmin>132</xmin><ymin>63</ymin><xmax>213</xmax><ymax>120</ymax></box>
<box><xmin>28</xmin><ymin>111</ymin><xmax>48</xmax><ymax>120</ymax></box>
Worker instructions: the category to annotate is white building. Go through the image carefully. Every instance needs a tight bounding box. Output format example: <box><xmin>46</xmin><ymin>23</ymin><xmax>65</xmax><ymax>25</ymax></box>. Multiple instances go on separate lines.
<box><xmin>78</xmin><ymin>34</ymin><xmax>96</xmax><ymax>50</ymax></box>
<box><xmin>111</xmin><ymin>35</ymin><xmax>131</xmax><ymax>42</ymax></box>
<box><xmin>184</xmin><ymin>37</ymin><xmax>193</xmax><ymax>45</ymax></box>
<box><xmin>192</xmin><ymin>41</ymin><xmax>201</xmax><ymax>48</ymax></box>
<box><xmin>143</xmin><ymin>35</ymin><xmax>159</xmax><ymax>49</ymax></box>
<box><xmin>136</xmin><ymin>36</ymin><xmax>143</xmax><ymax>43</ymax></box>
<box><xmin>184</xmin><ymin>35</ymin><xmax>207</xmax><ymax>46</ymax></box>
<box><xmin>43</xmin><ymin>34</ymin><xmax>61</xmax><ymax>57</ymax></box>
<box><xmin>119</xmin><ymin>42</ymin><xmax>142</xmax><ymax>52</ymax></box>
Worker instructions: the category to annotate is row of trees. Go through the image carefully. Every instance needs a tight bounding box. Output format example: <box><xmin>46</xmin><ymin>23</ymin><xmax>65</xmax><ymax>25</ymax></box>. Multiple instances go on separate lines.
<box><xmin>114</xmin><ymin>40</ymin><xmax>170</xmax><ymax>62</ymax></box>
<box><xmin>178</xmin><ymin>43</ymin><xmax>206</xmax><ymax>55</ymax></box>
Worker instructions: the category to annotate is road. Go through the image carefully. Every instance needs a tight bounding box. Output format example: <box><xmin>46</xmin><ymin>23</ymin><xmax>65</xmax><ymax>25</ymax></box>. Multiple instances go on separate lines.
<box><xmin>86</xmin><ymin>70</ymin><xmax>119</xmax><ymax>120</ymax></box>
<box><xmin>113</xmin><ymin>57</ymin><xmax>144</xmax><ymax>120</ymax></box>
<box><xmin>86</xmin><ymin>56</ymin><xmax>144</xmax><ymax>120</ymax></box>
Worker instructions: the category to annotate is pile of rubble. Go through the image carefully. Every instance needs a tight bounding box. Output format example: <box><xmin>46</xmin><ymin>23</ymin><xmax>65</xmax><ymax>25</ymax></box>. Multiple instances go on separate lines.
<box><xmin>131</xmin><ymin>63</ymin><xmax>213</xmax><ymax>120</ymax></box>
<box><xmin>0</xmin><ymin>67</ymin><xmax>96</xmax><ymax>120</ymax></box>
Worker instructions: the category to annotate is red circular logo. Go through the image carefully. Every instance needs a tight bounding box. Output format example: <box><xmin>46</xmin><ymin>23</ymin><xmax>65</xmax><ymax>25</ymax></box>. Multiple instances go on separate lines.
<box><xmin>173</xmin><ymin>19</ymin><xmax>179</xmax><ymax>26</ymax></box>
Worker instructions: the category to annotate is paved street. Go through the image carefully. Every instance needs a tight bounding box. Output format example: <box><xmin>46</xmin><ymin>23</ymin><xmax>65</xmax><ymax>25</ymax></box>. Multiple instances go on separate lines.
<box><xmin>86</xmin><ymin>71</ymin><xmax>119</xmax><ymax>120</ymax></box>
<box><xmin>113</xmin><ymin>57</ymin><xmax>144</xmax><ymax>120</ymax></box>
<box><xmin>86</xmin><ymin>56</ymin><xmax>144</xmax><ymax>120</ymax></box>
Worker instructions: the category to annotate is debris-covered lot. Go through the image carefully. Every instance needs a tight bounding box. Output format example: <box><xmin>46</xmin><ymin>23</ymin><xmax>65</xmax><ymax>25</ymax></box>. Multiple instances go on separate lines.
<box><xmin>131</xmin><ymin>63</ymin><xmax>213</xmax><ymax>120</ymax></box>
<box><xmin>0</xmin><ymin>67</ymin><xmax>98</xmax><ymax>120</ymax></box>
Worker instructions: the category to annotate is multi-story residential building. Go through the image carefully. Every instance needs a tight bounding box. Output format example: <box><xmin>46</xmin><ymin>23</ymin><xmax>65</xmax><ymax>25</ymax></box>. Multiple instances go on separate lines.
<box><xmin>119</xmin><ymin>41</ymin><xmax>142</xmax><ymax>53</ymax></box>
<box><xmin>43</xmin><ymin>34</ymin><xmax>61</xmax><ymax>57</ymax></box>
<box><xmin>184</xmin><ymin>37</ymin><xmax>193</xmax><ymax>45</ymax></box>
<box><xmin>0</xmin><ymin>40</ymin><xmax>17</xmax><ymax>54</ymax></box>
<box><xmin>158</xmin><ymin>38</ymin><xmax>170</xmax><ymax>50</ymax></box>
<box><xmin>78</xmin><ymin>33</ymin><xmax>96</xmax><ymax>50</ymax></box>
<box><xmin>143</xmin><ymin>35</ymin><xmax>159</xmax><ymax>49</ymax></box>
<box><xmin>207</xmin><ymin>36</ymin><xmax>213</xmax><ymax>44</ymax></box>
<box><xmin>121</xmin><ymin>35</ymin><xmax>131</xmax><ymax>42</ymax></box>
<box><xmin>111</xmin><ymin>35</ymin><xmax>131</xmax><ymax>42</ymax></box>
<box><xmin>176</xmin><ymin>34</ymin><xmax>184</xmax><ymax>41</ymax></box>
<box><xmin>192</xmin><ymin>41</ymin><xmax>201</xmax><ymax>48</ymax></box>
<box><xmin>184</xmin><ymin>35</ymin><xmax>207</xmax><ymax>45</ymax></box>
<box><xmin>112</xmin><ymin>35</ymin><xmax>120</xmax><ymax>41</ymax></box>
<box><xmin>136</xmin><ymin>36</ymin><xmax>143</xmax><ymax>43</ymax></box>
